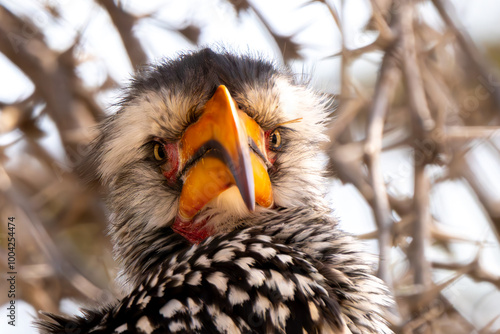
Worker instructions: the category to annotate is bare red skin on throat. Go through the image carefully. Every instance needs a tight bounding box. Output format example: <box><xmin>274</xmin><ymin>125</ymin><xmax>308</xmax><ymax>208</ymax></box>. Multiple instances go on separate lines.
<box><xmin>172</xmin><ymin>216</ymin><xmax>212</xmax><ymax>244</ymax></box>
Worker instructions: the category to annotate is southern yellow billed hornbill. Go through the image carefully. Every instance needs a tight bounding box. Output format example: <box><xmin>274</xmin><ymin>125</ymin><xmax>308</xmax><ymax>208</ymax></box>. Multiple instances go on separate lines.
<box><xmin>38</xmin><ymin>48</ymin><xmax>393</xmax><ymax>333</ymax></box>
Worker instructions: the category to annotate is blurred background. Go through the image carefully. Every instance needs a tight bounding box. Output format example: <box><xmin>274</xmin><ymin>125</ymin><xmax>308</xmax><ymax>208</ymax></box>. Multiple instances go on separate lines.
<box><xmin>1</xmin><ymin>0</ymin><xmax>500</xmax><ymax>333</ymax></box>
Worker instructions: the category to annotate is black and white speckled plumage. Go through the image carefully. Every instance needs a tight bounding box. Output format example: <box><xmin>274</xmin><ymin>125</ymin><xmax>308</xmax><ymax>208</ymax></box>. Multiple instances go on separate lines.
<box><xmin>40</xmin><ymin>208</ymin><xmax>392</xmax><ymax>334</ymax></box>
<box><xmin>38</xmin><ymin>48</ymin><xmax>393</xmax><ymax>334</ymax></box>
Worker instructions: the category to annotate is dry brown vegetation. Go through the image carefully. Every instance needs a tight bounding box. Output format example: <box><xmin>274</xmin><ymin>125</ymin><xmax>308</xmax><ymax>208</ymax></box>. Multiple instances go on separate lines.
<box><xmin>1</xmin><ymin>0</ymin><xmax>500</xmax><ymax>333</ymax></box>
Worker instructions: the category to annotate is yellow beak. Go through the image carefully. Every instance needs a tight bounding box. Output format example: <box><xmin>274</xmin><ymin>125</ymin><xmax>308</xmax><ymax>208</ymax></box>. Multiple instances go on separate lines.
<box><xmin>174</xmin><ymin>85</ymin><xmax>273</xmax><ymax>240</ymax></box>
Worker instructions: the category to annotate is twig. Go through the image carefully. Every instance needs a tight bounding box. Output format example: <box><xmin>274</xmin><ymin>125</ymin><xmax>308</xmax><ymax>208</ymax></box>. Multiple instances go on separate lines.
<box><xmin>367</xmin><ymin>0</ymin><xmax>394</xmax><ymax>42</ymax></box>
<box><xmin>6</xmin><ymin>187</ymin><xmax>105</xmax><ymax>301</ymax></box>
<box><xmin>420</xmin><ymin>54</ymin><xmax>454</xmax><ymax>132</ymax></box>
<box><xmin>445</xmin><ymin>126</ymin><xmax>500</xmax><ymax>140</ymax></box>
<box><xmin>248</xmin><ymin>3</ymin><xmax>302</xmax><ymax>62</ymax></box>
<box><xmin>399</xmin><ymin>0</ymin><xmax>435</xmax><ymax>135</ymax></box>
<box><xmin>366</xmin><ymin>0</ymin><xmax>394</xmax><ymax>32</ymax></box>
<box><xmin>479</xmin><ymin>314</ymin><xmax>500</xmax><ymax>334</ymax></box>
<box><xmin>432</xmin><ymin>258</ymin><xmax>500</xmax><ymax>290</ymax></box>
<box><xmin>431</xmin><ymin>0</ymin><xmax>500</xmax><ymax>110</ymax></box>
<box><xmin>97</xmin><ymin>0</ymin><xmax>148</xmax><ymax>69</ymax></box>
<box><xmin>0</xmin><ymin>5</ymin><xmax>80</xmax><ymax>153</ymax></box>
<box><xmin>326</xmin><ymin>98</ymin><xmax>366</xmax><ymax>142</ymax></box>
<box><xmin>412</xmin><ymin>158</ymin><xmax>431</xmax><ymax>286</ymax></box>
<box><xmin>364</xmin><ymin>45</ymin><xmax>401</xmax><ymax>285</ymax></box>
<box><xmin>309</xmin><ymin>0</ymin><xmax>343</xmax><ymax>34</ymax></box>
<box><xmin>398</xmin><ymin>0</ymin><xmax>435</xmax><ymax>287</ymax></box>
<box><xmin>461</xmin><ymin>161</ymin><xmax>500</xmax><ymax>241</ymax></box>
<box><xmin>146</xmin><ymin>17</ymin><xmax>200</xmax><ymax>45</ymax></box>
<box><xmin>325</xmin><ymin>39</ymin><xmax>386</xmax><ymax>61</ymax></box>
<box><xmin>338</xmin><ymin>0</ymin><xmax>350</xmax><ymax>100</ymax></box>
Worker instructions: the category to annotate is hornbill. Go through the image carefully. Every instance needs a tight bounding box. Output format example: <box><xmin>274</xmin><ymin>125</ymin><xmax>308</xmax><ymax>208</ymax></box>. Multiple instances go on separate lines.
<box><xmin>38</xmin><ymin>48</ymin><xmax>393</xmax><ymax>333</ymax></box>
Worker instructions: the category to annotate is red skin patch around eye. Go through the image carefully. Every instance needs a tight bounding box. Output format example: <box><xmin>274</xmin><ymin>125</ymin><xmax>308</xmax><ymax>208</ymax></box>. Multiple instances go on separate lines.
<box><xmin>264</xmin><ymin>129</ymin><xmax>277</xmax><ymax>165</ymax></box>
<box><xmin>161</xmin><ymin>142</ymin><xmax>179</xmax><ymax>184</ymax></box>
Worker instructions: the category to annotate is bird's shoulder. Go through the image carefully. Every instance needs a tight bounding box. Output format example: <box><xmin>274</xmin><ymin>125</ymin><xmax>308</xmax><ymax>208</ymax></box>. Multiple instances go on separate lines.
<box><xmin>38</xmin><ymin>210</ymin><xmax>392</xmax><ymax>334</ymax></box>
<box><xmin>107</xmin><ymin>226</ymin><xmax>343</xmax><ymax>333</ymax></box>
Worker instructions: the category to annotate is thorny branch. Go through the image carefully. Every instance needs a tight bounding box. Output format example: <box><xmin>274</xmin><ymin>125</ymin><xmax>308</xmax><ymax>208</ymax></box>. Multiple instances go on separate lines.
<box><xmin>0</xmin><ymin>6</ymin><xmax>80</xmax><ymax>152</ymax></box>
<box><xmin>97</xmin><ymin>0</ymin><xmax>148</xmax><ymax>69</ymax></box>
<box><xmin>326</xmin><ymin>0</ymin><xmax>500</xmax><ymax>331</ymax></box>
<box><xmin>364</xmin><ymin>45</ymin><xmax>401</xmax><ymax>286</ymax></box>
<box><xmin>432</xmin><ymin>0</ymin><xmax>500</xmax><ymax>110</ymax></box>
<box><xmin>432</xmin><ymin>258</ymin><xmax>500</xmax><ymax>290</ymax></box>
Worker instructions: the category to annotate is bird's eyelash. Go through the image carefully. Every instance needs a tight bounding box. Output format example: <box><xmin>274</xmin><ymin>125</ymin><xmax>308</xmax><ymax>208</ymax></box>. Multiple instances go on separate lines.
<box><xmin>273</xmin><ymin>126</ymin><xmax>296</xmax><ymax>135</ymax></box>
<box><xmin>274</xmin><ymin>118</ymin><xmax>303</xmax><ymax>127</ymax></box>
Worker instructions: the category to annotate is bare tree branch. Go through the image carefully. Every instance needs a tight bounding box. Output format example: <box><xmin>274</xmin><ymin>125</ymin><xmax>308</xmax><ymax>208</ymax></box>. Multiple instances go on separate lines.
<box><xmin>432</xmin><ymin>0</ymin><xmax>500</xmax><ymax>111</ymax></box>
<box><xmin>97</xmin><ymin>0</ymin><xmax>148</xmax><ymax>69</ymax></box>
<box><xmin>364</xmin><ymin>45</ymin><xmax>401</xmax><ymax>285</ymax></box>
<box><xmin>0</xmin><ymin>6</ymin><xmax>80</xmax><ymax>152</ymax></box>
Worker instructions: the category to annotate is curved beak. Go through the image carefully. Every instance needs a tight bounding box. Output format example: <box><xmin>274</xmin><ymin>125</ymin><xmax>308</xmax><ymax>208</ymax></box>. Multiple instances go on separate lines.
<box><xmin>174</xmin><ymin>85</ymin><xmax>273</xmax><ymax>240</ymax></box>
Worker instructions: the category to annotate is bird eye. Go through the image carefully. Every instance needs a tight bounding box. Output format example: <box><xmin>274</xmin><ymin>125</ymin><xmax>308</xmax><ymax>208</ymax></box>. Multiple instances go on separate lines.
<box><xmin>153</xmin><ymin>143</ymin><xmax>167</xmax><ymax>161</ymax></box>
<box><xmin>268</xmin><ymin>129</ymin><xmax>282</xmax><ymax>150</ymax></box>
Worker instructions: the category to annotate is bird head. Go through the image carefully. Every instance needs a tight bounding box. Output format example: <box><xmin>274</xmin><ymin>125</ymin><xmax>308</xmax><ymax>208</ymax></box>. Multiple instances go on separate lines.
<box><xmin>85</xmin><ymin>48</ymin><xmax>330</xmax><ymax>262</ymax></box>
